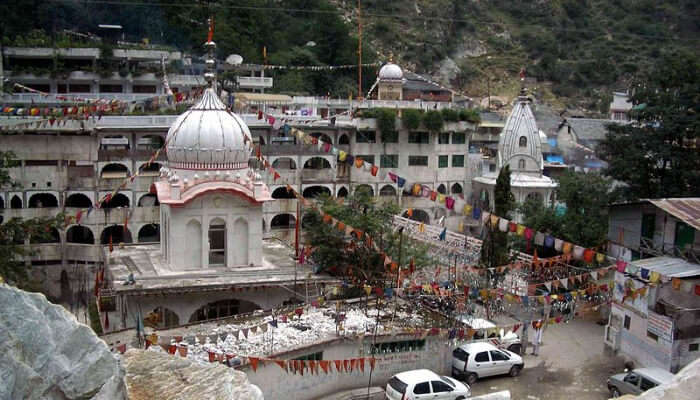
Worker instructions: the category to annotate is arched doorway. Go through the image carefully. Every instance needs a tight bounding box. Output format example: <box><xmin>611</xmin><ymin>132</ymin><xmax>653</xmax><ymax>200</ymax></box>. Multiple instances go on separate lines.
<box><xmin>208</xmin><ymin>218</ymin><xmax>226</xmax><ymax>266</ymax></box>
<box><xmin>138</xmin><ymin>224</ymin><xmax>160</xmax><ymax>242</ymax></box>
<box><xmin>188</xmin><ymin>298</ymin><xmax>261</xmax><ymax>323</ymax></box>
<box><xmin>186</xmin><ymin>220</ymin><xmax>202</xmax><ymax>268</ymax></box>
<box><xmin>101</xmin><ymin>193</ymin><xmax>130</xmax><ymax>208</ymax></box>
<box><xmin>271</xmin><ymin>187</ymin><xmax>296</xmax><ymax>199</ymax></box>
<box><xmin>28</xmin><ymin>193</ymin><xmax>58</xmax><ymax>208</ymax></box>
<box><xmin>138</xmin><ymin>193</ymin><xmax>159</xmax><ymax>206</ymax></box>
<box><xmin>451</xmin><ymin>183</ymin><xmax>463</xmax><ymax>195</ymax></box>
<box><xmin>144</xmin><ymin>307</ymin><xmax>180</xmax><ymax>329</ymax></box>
<box><xmin>303</xmin><ymin>186</ymin><xmax>331</xmax><ymax>198</ymax></box>
<box><xmin>338</xmin><ymin>134</ymin><xmax>350</xmax><ymax>145</ymax></box>
<box><xmin>66</xmin><ymin>226</ymin><xmax>95</xmax><ymax>244</ymax></box>
<box><xmin>101</xmin><ymin>225</ymin><xmax>133</xmax><ymax>244</ymax></box>
<box><xmin>65</xmin><ymin>193</ymin><xmax>92</xmax><ymax>208</ymax></box>
<box><xmin>30</xmin><ymin>227</ymin><xmax>60</xmax><ymax>244</ymax></box>
<box><xmin>403</xmin><ymin>209</ymin><xmax>430</xmax><ymax>224</ymax></box>
<box><xmin>271</xmin><ymin>214</ymin><xmax>296</xmax><ymax>230</ymax></box>
<box><xmin>337</xmin><ymin>187</ymin><xmax>349</xmax><ymax>197</ymax></box>
<box><xmin>233</xmin><ymin>218</ymin><xmax>249</xmax><ymax>266</ymax></box>
<box><xmin>355</xmin><ymin>184</ymin><xmax>374</xmax><ymax>197</ymax></box>
<box><xmin>138</xmin><ymin>162</ymin><xmax>162</xmax><ymax>176</ymax></box>
<box><xmin>379</xmin><ymin>185</ymin><xmax>397</xmax><ymax>197</ymax></box>
<box><xmin>437</xmin><ymin>184</ymin><xmax>447</xmax><ymax>195</ymax></box>
<box><xmin>303</xmin><ymin>157</ymin><xmax>331</xmax><ymax>169</ymax></box>
<box><xmin>10</xmin><ymin>195</ymin><xmax>22</xmax><ymax>209</ymax></box>
<box><xmin>100</xmin><ymin>163</ymin><xmax>130</xmax><ymax>179</ymax></box>
<box><xmin>272</xmin><ymin>157</ymin><xmax>297</xmax><ymax>170</ymax></box>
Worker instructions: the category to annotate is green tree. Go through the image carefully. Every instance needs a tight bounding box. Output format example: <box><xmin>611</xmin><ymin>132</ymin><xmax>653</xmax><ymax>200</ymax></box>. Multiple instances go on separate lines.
<box><xmin>1</xmin><ymin>151</ymin><xmax>65</xmax><ymax>288</ymax></box>
<box><xmin>302</xmin><ymin>192</ymin><xmax>431</xmax><ymax>284</ymax></box>
<box><xmin>598</xmin><ymin>51</ymin><xmax>700</xmax><ymax>200</ymax></box>
<box><xmin>481</xmin><ymin>166</ymin><xmax>514</xmax><ymax>271</ymax></box>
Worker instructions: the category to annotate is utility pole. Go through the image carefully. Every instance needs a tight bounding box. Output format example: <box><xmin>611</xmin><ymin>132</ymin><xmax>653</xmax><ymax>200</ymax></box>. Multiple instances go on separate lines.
<box><xmin>357</xmin><ymin>0</ymin><xmax>362</xmax><ymax>99</ymax></box>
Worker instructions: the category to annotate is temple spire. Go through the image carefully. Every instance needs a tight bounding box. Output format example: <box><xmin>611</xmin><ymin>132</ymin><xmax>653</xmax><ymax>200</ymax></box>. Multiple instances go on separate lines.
<box><xmin>204</xmin><ymin>17</ymin><xmax>216</xmax><ymax>88</ymax></box>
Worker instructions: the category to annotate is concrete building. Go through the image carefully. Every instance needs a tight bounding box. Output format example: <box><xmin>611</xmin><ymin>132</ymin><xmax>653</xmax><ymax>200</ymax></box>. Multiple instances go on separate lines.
<box><xmin>610</xmin><ymin>91</ymin><xmax>633</xmax><ymax>122</ymax></box>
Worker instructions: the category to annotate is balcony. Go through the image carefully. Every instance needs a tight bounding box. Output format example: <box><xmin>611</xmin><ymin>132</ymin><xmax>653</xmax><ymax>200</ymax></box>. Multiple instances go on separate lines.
<box><xmin>236</xmin><ymin>76</ymin><xmax>273</xmax><ymax>89</ymax></box>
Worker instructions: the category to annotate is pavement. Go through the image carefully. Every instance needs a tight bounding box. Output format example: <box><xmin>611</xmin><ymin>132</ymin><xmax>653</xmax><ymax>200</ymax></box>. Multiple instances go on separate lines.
<box><xmin>468</xmin><ymin>316</ymin><xmax>626</xmax><ymax>400</ymax></box>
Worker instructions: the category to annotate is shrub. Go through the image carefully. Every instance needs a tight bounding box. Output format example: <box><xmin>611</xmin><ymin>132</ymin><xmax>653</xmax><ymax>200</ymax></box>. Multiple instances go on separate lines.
<box><xmin>423</xmin><ymin>110</ymin><xmax>444</xmax><ymax>132</ymax></box>
<box><xmin>459</xmin><ymin>109</ymin><xmax>481</xmax><ymax>123</ymax></box>
<box><xmin>376</xmin><ymin>108</ymin><xmax>397</xmax><ymax>134</ymax></box>
<box><xmin>402</xmin><ymin>109</ymin><xmax>423</xmax><ymax>130</ymax></box>
<box><xmin>441</xmin><ymin>108</ymin><xmax>461</xmax><ymax>122</ymax></box>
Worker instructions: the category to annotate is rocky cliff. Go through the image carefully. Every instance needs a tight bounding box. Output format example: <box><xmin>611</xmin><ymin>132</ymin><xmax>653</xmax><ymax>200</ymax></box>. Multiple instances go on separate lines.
<box><xmin>0</xmin><ymin>283</ymin><xmax>126</xmax><ymax>400</ymax></box>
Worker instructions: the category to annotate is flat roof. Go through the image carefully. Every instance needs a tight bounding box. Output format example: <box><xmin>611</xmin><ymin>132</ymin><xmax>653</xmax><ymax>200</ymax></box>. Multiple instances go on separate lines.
<box><xmin>631</xmin><ymin>256</ymin><xmax>700</xmax><ymax>278</ymax></box>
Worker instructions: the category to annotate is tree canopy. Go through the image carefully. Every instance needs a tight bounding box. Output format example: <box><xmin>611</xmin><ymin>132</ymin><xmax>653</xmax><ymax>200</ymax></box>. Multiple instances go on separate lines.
<box><xmin>481</xmin><ymin>166</ymin><xmax>515</xmax><ymax>270</ymax></box>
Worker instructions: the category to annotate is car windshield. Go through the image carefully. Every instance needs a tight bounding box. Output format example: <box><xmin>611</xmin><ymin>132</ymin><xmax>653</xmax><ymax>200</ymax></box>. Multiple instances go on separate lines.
<box><xmin>440</xmin><ymin>376</ymin><xmax>456</xmax><ymax>388</ymax></box>
<box><xmin>388</xmin><ymin>377</ymin><xmax>407</xmax><ymax>394</ymax></box>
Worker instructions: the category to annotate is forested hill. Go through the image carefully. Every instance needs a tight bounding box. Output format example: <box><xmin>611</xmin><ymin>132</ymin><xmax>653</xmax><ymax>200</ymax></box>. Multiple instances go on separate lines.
<box><xmin>2</xmin><ymin>0</ymin><xmax>698</xmax><ymax>113</ymax></box>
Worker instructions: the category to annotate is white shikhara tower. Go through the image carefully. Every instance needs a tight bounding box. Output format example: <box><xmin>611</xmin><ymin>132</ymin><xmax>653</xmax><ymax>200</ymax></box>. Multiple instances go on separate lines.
<box><xmin>154</xmin><ymin>37</ymin><xmax>272</xmax><ymax>270</ymax></box>
<box><xmin>473</xmin><ymin>90</ymin><xmax>557</xmax><ymax>216</ymax></box>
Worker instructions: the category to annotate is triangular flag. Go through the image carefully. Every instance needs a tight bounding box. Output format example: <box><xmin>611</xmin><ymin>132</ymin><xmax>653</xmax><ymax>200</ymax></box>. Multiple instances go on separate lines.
<box><xmin>334</xmin><ymin>360</ymin><xmax>343</xmax><ymax>373</ymax></box>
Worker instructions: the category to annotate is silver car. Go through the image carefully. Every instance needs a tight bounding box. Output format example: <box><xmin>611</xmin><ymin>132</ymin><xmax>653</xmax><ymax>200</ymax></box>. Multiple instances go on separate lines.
<box><xmin>607</xmin><ymin>367</ymin><xmax>674</xmax><ymax>397</ymax></box>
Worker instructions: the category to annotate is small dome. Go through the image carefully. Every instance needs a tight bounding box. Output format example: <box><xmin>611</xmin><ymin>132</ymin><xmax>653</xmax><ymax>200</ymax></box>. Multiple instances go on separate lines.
<box><xmin>379</xmin><ymin>63</ymin><xmax>403</xmax><ymax>80</ymax></box>
<box><xmin>166</xmin><ymin>88</ymin><xmax>252</xmax><ymax>166</ymax></box>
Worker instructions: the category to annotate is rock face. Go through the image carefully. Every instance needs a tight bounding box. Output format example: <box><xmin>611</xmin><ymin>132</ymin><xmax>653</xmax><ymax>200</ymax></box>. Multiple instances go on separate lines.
<box><xmin>123</xmin><ymin>349</ymin><xmax>263</xmax><ymax>400</ymax></box>
<box><xmin>0</xmin><ymin>283</ymin><xmax>126</xmax><ymax>400</ymax></box>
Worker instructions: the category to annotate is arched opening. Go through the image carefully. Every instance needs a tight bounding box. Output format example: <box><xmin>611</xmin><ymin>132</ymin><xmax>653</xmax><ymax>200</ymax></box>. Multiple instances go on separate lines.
<box><xmin>337</xmin><ymin>187</ymin><xmax>349</xmax><ymax>197</ymax></box>
<box><xmin>28</xmin><ymin>193</ymin><xmax>58</xmax><ymax>208</ymax></box>
<box><xmin>233</xmin><ymin>218</ymin><xmax>249</xmax><ymax>265</ymax></box>
<box><xmin>355</xmin><ymin>184</ymin><xmax>374</xmax><ymax>196</ymax></box>
<box><xmin>272</xmin><ymin>157</ymin><xmax>297</xmax><ymax>170</ymax></box>
<box><xmin>65</xmin><ymin>193</ymin><xmax>92</xmax><ymax>208</ymax></box>
<box><xmin>100</xmin><ymin>163</ymin><xmax>129</xmax><ymax>179</ymax></box>
<box><xmin>138</xmin><ymin>224</ymin><xmax>160</xmax><ymax>242</ymax></box>
<box><xmin>136</xmin><ymin>135</ymin><xmax>164</xmax><ymax>151</ymax></box>
<box><xmin>310</xmin><ymin>132</ymin><xmax>333</xmax><ymax>145</ymax></box>
<box><xmin>451</xmin><ymin>183</ymin><xmax>463</xmax><ymax>195</ymax></box>
<box><xmin>437</xmin><ymin>184</ymin><xmax>447</xmax><ymax>195</ymax></box>
<box><xmin>271</xmin><ymin>214</ymin><xmax>296</xmax><ymax>230</ymax></box>
<box><xmin>526</xmin><ymin>192</ymin><xmax>543</xmax><ymax>203</ymax></box>
<box><xmin>100</xmin><ymin>225</ymin><xmax>133</xmax><ymax>244</ymax></box>
<box><xmin>271</xmin><ymin>187</ymin><xmax>296</xmax><ymax>199</ymax></box>
<box><xmin>519</xmin><ymin>136</ymin><xmax>527</xmax><ymax>147</ymax></box>
<box><xmin>66</xmin><ymin>225</ymin><xmax>95</xmax><ymax>244</ymax></box>
<box><xmin>101</xmin><ymin>193</ymin><xmax>130</xmax><ymax>209</ymax></box>
<box><xmin>10</xmin><ymin>195</ymin><xmax>22</xmax><ymax>209</ymax></box>
<box><xmin>379</xmin><ymin>185</ymin><xmax>397</xmax><ymax>197</ymax></box>
<box><xmin>186</xmin><ymin>219</ymin><xmax>202</xmax><ymax>268</ymax></box>
<box><xmin>303</xmin><ymin>157</ymin><xmax>331</xmax><ymax>169</ymax></box>
<box><xmin>188</xmin><ymin>298</ymin><xmax>261</xmax><ymax>323</ymax></box>
<box><xmin>208</xmin><ymin>218</ymin><xmax>226</xmax><ymax>266</ymax></box>
<box><xmin>403</xmin><ymin>209</ymin><xmax>430</xmax><ymax>224</ymax></box>
<box><xmin>338</xmin><ymin>134</ymin><xmax>350</xmax><ymax>145</ymax></box>
<box><xmin>303</xmin><ymin>186</ymin><xmax>331</xmax><ymax>198</ymax></box>
<box><xmin>518</xmin><ymin>159</ymin><xmax>525</xmax><ymax>169</ymax></box>
<box><xmin>0</xmin><ymin>196</ymin><xmax>4</xmax><ymax>209</ymax></box>
<box><xmin>30</xmin><ymin>227</ymin><xmax>60</xmax><ymax>244</ymax></box>
<box><xmin>138</xmin><ymin>162</ymin><xmax>162</xmax><ymax>176</ymax></box>
<box><xmin>138</xmin><ymin>193</ymin><xmax>159</xmax><ymax>206</ymax></box>
<box><xmin>145</xmin><ymin>307</ymin><xmax>180</xmax><ymax>329</ymax></box>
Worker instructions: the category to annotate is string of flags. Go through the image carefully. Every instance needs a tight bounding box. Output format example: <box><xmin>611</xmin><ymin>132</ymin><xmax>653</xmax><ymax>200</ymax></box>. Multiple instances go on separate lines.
<box><xmin>250</xmin><ymin>61</ymin><xmax>382</xmax><ymax>71</ymax></box>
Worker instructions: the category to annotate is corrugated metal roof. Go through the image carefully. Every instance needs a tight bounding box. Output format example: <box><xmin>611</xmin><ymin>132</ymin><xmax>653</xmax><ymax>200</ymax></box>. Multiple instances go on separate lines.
<box><xmin>632</xmin><ymin>256</ymin><xmax>700</xmax><ymax>278</ymax></box>
<box><xmin>649</xmin><ymin>198</ymin><xmax>700</xmax><ymax>231</ymax></box>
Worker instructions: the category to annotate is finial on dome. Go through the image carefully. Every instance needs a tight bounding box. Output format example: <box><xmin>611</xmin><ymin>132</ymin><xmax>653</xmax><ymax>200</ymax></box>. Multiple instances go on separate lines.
<box><xmin>204</xmin><ymin>17</ymin><xmax>217</xmax><ymax>87</ymax></box>
<box><xmin>388</xmin><ymin>52</ymin><xmax>394</xmax><ymax>63</ymax></box>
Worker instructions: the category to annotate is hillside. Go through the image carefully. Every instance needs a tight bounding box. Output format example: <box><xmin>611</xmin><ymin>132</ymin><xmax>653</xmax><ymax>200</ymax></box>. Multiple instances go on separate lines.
<box><xmin>2</xmin><ymin>0</ymin><xmax>698</xmax><ymax>113</ymax></box>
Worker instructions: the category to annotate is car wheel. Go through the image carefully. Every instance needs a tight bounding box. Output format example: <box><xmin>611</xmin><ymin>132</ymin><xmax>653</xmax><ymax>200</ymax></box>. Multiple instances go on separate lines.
<box><xmin>466</xmin><ymin>373</ymin><xmax>478</xmax><ymax>385</ymax></box>
<box><xmin>509</xmin><ymin>365</ymin><xmax>522</xmax><ymax>377</ymax></box>
<box><xmin>610</xmin><ymin>387</ymin><xmax>621</xmax><ymax>398</ymax></box>
<box><xmin>455</xmin><ymin>396</ymin><xmax>466</xmax><ymax>400</ymax></box>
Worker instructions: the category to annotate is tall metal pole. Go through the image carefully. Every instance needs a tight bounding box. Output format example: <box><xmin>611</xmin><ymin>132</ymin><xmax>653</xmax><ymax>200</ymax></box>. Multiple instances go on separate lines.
<box><xmin>357</xmin><ymin>0</ymin><xmax>362</xmax><ymax>99</ymax></box>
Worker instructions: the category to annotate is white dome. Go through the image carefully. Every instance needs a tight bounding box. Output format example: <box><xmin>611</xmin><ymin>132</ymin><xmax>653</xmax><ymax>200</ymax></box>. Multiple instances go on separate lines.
<box><xmin>379</xmin><ymin>63</ymin><xmax>403</xmax><ymax>80</ymax></box>
<box><xmin>166</xmin><ymin>88</ymin><xmax>252</xmax><ymax>167</ymax></box>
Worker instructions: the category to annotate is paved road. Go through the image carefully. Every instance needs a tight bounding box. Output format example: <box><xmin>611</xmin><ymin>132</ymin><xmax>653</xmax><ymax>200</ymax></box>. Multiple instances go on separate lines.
<box><xmin>468</xmin><ymin>317</ymin><xmax>626</xmax><ymax>400</ymax></box>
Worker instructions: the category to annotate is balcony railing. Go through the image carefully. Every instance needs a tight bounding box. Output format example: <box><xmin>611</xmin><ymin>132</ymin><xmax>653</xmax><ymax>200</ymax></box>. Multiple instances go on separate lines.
<box><xmin>236</xmin><ymin>76</ymin><xmax>273</xmax><ymax>88</ymax></box>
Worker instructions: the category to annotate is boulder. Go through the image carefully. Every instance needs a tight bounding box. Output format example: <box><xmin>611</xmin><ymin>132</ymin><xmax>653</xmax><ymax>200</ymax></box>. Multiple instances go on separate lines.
<box><xmin>0</xmin><ymin>283</ymin><xmax>126</xmax><ymax>399</ymax></box>
<box><xmin>123</xmin><ymin>349</ymin><xmax>263</xmax><ymax>400</ymax></box>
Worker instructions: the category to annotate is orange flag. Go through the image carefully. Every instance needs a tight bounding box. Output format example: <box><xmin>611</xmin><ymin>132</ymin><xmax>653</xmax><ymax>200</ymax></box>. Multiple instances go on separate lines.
<box><xmin>350</xmin><ymin>358</ymin><xmax>357</xmax><ymax>372</ymax></box>
<box><xmin>358</xmin><ymin>358</ymin><xmax>365</xmax><ymax>373</ymax></box>
<box><xmin>320</xmin><ymin>360</ymin><xmax>330</xmax><ymax>374</ymax></box>
<box><xmin>275</xmin><ymin>360</ymin><xmax>287</xmax><ymax>371</ymax></box>
<box><xmin>334</xmin><ymin>360</ymin><xmax>342</xmax><ymax>373</ymax></box>
<box><xmin>369</xmin><ymin>357</ymin><xmax>376</xmax><ymax>371</ymax></box>
<box><xmin>249</xmin><ymin>357</ymin><xmax>259</xmax><ymax>372</ymax></box>
<box><xmin>308</xmin><ymin>360</ymin><xmax>316</xmax><ymax>375</ymax></box>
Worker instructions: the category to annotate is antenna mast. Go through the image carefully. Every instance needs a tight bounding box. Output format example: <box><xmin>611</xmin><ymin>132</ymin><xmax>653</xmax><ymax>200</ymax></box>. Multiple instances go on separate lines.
<box><xmin>357</xmin><ymin>0</ymin><xmax>362</xmax><ymax>100</ymax></box>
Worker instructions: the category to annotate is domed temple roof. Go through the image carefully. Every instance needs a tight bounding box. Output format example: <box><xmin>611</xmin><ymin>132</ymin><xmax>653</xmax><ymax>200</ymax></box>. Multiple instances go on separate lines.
<box><xmin>378</xmin><ymin>62</ymin><xmax>403</xmax><ymax>81</ymax></box>
<box><xmin>497</xmin><ymin>91</ymin><xmax>544</xmax><ymax>172</ymax></box>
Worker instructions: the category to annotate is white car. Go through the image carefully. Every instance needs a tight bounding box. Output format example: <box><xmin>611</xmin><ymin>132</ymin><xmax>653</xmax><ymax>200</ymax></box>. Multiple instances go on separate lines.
<box><xmin>451</xmin><ymin>342</ymin><xmax>524</xmax><ymax>385</ymax></box>
<box><xmin>386</xmin><ymin>369</ymin><xmax>471</xmax><ymax>400</ymax></box>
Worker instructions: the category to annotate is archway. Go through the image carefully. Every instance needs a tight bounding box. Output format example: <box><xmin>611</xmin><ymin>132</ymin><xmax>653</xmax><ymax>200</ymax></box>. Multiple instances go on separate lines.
<box><xmin>138</xmin><ymin>224</ymin><xmax>160</xmax><ymax>242</ymax></box>
<box><xmin>337</xmin><ymin>187</ymin><xmax>349</xmax><ymax>197</ymax></box>
<box><xmin>451</xmin><ymin>183</ymin><xmax>463</xmax><ymax>195</ymax></box>
<box><xmin>338</xmin><ymin>134</ymin><xmax>350</xmax><ymax>145</ymax></box>
<box><xmin>310</xmin><ymin>132</ymin><xmax>333</xmax><ymax>145</ymax></box>
<box><xmin>65</xmin><ymin>193</ymin><xmax>92</xmax><ymax>208</ymax></box>
<box><xmin>10</xmin><ymin>195</ymin><xmax>22</xmax><ymax>209</ymax></box>
<box><xmin>30</xmin><ymin>227</ymin><xmax>60</xmax><ymax>244</ymax></box>
<box><xmin>66</xmin><ymin>226</ymin><xmax>95</xmax><ymax>244</ymax></box>
<box><xmin>145</xmin><ymin>306</ymin><xmax>180</xmax><ymax>329</ymax></box>
<box><xmin>186</xmin><ymin>219</ymin><xmax>202</xmax><ymax>268</ymax></box>
<box><xmin>28</xmin><ymin>193</ymin><xmax>58</xmax><ymax>208</ymax></box>
<box><xmin>271</xmin><ymin>187</ymin><xmax>296</xmax><ymax>199</ymax></box>
<box><xmin>208</xmin><ymin>218</ymin><xmax>226</xmax><ymax>266</ymax></box>
<box><xmin>100</xmin><ymin>225</ymin><xmax>133</xmax><ymax>244</ymax></box>
<box><xmin>303</xmin><ymin>157</ymin><xmax>331</xmax><ymax>169</ymax></box>
<box><xmin>100</xmin><ymin>163</ymin><xmax>129</xmax><ymax>179</ymax></box>
<box><xmin>271</xmin><ymin>214</ymin><xmax>296</xmax><ymax>230</ymax></box>
<box><xmin>272</xmin><ymin>157</ymin><xmax>296</xmax><ymax>170</ymax></box>
<box><xmin>403</xmin><ymin>208</ymin><xmax>430</xmax><ymax>224</ymax></box>
<box><xmin>355</xmin><ymin>184</ymin><xmax>374</xmax><ymax>197</ymax></box>
<box><xmin>139</xmin><ymin>162</ymin><xmax>162</xmax><ymax>176</ymax></box>
<box><xmin>437</xmin><ymin>184</ymin><xmax>447</xmax><ymax>195</ymax></box>
<box><xmin>303</xmin><ymin>186</ymin><xmax>331</xmax><ymax>198</ymax></box>
<box><xmin>379</xmin><ymin>185</ymin><xmax>397</xmax><ymax>197</ymax></box>
<box><xmin>233</xmin><ymin>218</ymin><xmax>249</xmax><ymax>265</ymax></box>
<box><xmin>189</xmin><ymin>298</ymin><xmax>261</xmax><ymax>323</ymax></box>
<box><xmin>138</xmin><ymin>193</ymin><xmax>159</xmax><ymax>206</ymax></box>
<box><xmin>0</xmin><ymin>196</ymin><xmax>4</xmax><ymax>209</ymax></box>
<box><xmin>101</xmin><ymin>193</ymin><xmax>130</xmax><ymax>208</ymax></box>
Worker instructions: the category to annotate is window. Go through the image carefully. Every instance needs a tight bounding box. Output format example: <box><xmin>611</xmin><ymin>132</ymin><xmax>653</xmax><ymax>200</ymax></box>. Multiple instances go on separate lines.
<box><xmin>452</xmin><ymin>132</ymin><xmax>466</xmax><ymax>144</ymax></box>
<box><xmin>371</xmin><ymin>339</ymin><xmax>425</xmax><ymax>354</ymax></box>
<box><xmin>439</xmin><ymin>155</ymin><xmax>448</xmax><ymax>168</ymax></box>
<box><xmin>388</xmin><ymin>377</ymin><xmax>407</xmax><ymax>395</ymax></box>
<box><xmin>413</xmin><ymin>382</ymin><xmax>431</xmax><ymax>395</ymax></box>
<box><xmin>490</xmin><ymin>350</ymin><xmax>510</xmax><ymax>361</ymax></box>
<box><xmin>640</xmin><ymin>378</ymin><xmax>656</xmax><ymax>391</ymax></box>
<box><xmin>452</xmin><ymin>348</ymin><xmax>468</xmax><ymax>362</ymax></box>
<box><xmin>381</xmin><ymin>130</ymin><xmax>398</xmax><ymax>143</ymax></box>
<box><xmin>133</xmin><ymin>85</ymin><xmax>157</xmax><ymax>93</ymax></box>
<box><xmin>431</xmin><ymin>381</ymin><xmax>453</xmax><ymax>393</ymax></box>
<box><xmin>408</xmin><ymin>131</ymin><xmax>430</xmax><ymax>144</ymax></box>
<box><xmin>99</xmin><ymin>84</ymin><xmax>123</xmax><ymax>93</ymax></box>
<box><xmin>647</xmin><ymin>331</ymin><xmax>659</xmax><ymax>342</ymax></box>
<box><xmin>208</xmin><ymin>219</ymin><xmax>226</xmax><ymax>266</ymax></box>
<box><xmin>357</xmin><ymin>155</ymin><xmax>375</xmax><ymax>165</ymax></box>
<box><xmin>439</xmin><ymin>132</ymin><xmax>450</xmax><ymax>144</ymax></box>
<box><xmin>624</xmin><ymin>373</ymin><xmax>639</xmax><ymax>385</ymax></box>
<box><xmin>380</xmin><ymin>154</ymin><xmax>399</xmax><ymax>168</ymax></box>
<box><xmin>518</xmin><ymin>159</ymin><xmax>525</xmax><ymax>169</ymax></box>
<box><xmin>624</xmin><ymin>315</ymin><xmax>631</xmax><ymax>330</ymax></box>
<box><xmin>408</xmin><ymin>156</ymin><xmax>429</xmax><ymax>166</ymax></box>
<box><xmin>690</xmin><ymin>343</ymin><xmax>699</xmax><ymax>352</ymax></box>
<box><xmin>519</xmin><ymin>136</ymin><xmax>527</xmax><ymax>147</ymax></box>
<box><xmin>474</xmin><ymin>352</ymin><xmax>490</xmax><ymax>362</ymax></box>
<box><xmin>356</xmin><ymin>130</ymin><xmax>376</xmax><ymax>143</ymax></box>
<box><xmin>69</xmin><ymin>84</ymin><xmax>91</xmax><ymax>93</ymax></box>
<box><xmin>452</xmin><ymin>155</ymin><xmax>465</xmax><ymax>167</ymax></box>
<box><xmin>293</xmin><ymin>351</ymin><xmax>323</xmax><ymax>361</ymax></box>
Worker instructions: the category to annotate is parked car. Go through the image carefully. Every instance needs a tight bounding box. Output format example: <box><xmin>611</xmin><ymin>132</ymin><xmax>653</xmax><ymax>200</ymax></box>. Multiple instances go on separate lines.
<box><xmin>607</xmin><ymin>367</ymin><xmax>675</xmax><ymax>397</ymax></box>
<box><xmin>451</xmin><ymin>342</ymin><xmax>524</xmax><ymax>385</ymax></box>
<box><xmin>385</xmin><ymin>369</ymin><xmax>471</xmax><ymax>400</ymax></box>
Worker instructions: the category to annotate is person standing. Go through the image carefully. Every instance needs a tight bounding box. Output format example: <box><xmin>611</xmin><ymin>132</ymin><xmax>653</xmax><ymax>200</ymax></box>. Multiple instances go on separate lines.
<box><xmin>532</xmin><ymin>320</ymin><xmax>543</xmax><ymax>356</ymax></box>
